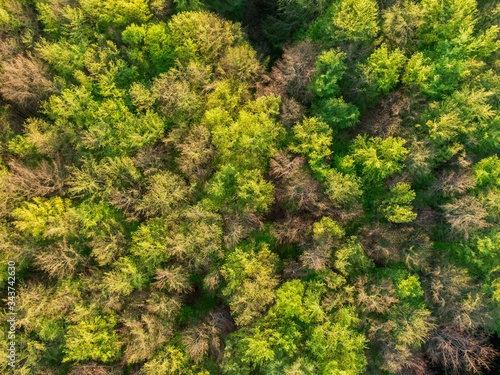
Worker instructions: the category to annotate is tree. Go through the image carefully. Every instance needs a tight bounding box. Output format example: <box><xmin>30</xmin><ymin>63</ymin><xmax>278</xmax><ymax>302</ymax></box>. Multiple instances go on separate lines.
<box><xmin>266</xmin><ymin>41</ymin><xmax>321</xmax><ymax>104</ymax></box>
<box><xmin>63</xmin><ymin>313</ymin><xmax>122</xmax><ymax>363</ymax></box>
<box><xmin>442</xmin><ymin>196</ymin><xmax>489</xmax><ymax>239</ymax></box>
<box><xmin>222</xmin><ymin>278</ymin><xmax>368</xmax><ymax>374</ymax></box>
<box><xmin>312</xmin><ymin>96</ymin><xmax>360</xmax><ymax>130</ymax></box>
<box><xmin>289</xmin><ymin>117</ymin><xmax>332</xmax><ymax>174</ymax></box>
<box><xmin>137</xmin><ymin>171</ymin><xmax>190</xmax><ymax>218</ymax></box>
<box><xmin>0</xmin><ymin>53</ymin><xmax>55</xmax><ymax>114</ymax></box>
<box><xmin>130</xmin><ymin>218</ymin><xmax>170</xmax><ymax>275</ymax></box>
<box><xmin>142</xmin><ymin>344</ymin><xmax>210</xmax><ymax>375</ymax></box>
<box><xmin>427</xmin><ymin>326</ymin><xmax>498</xmax><ymax>374</ymax></box>
<box><xmin>474</xmin><ymin>155</ymin><xmax>500</xmax><ymax>189</ymax></box>
<box><xmin>381</xmin><ymin>0</ymin><xmax>424</xmax><ymax>51</ymax></box>
<box><xmin>334</xmin><ymin>237</ymin><xmax>374</xmax><ymax>278</ymax></box>
<box><xmin>349</xmin><ymin>135</ymin><xmax>408</xmax><ymax>184</ymax></box>
<box><xmin>12</xmin><ymin>196</ymin><xmax>74</xmax><ymax>240</ymax></box>
<box><xmin>311</xmin><ymin>48</ymin><xmax>347</xmax><ymax>99</ymax></box>
<box><xmin>300</xmin><ymin>217</ymin><xmax>344</xmax><ymax>271</ymax></box>
<box><xmin>323</xmin><ymin>168</ymin><xmax>363</xmax><ymax>207</ymax></box>
<box><xmin>363</xmin><ymin>44</ymin><xmax>406</xmax><ymax>94</ymax></box>
<box><xmin>166</xmin><ymin>11</ymin><xmax>245</xmax><ymax>65</ymax></box>
<box><xmin>269</xmin><ymin>151</ymin><xmax>330</xmax><ymax>214</ymax></box>
<box><xmin>79</xmin><ymin>0</ymin><xmax>151</xmax><ymax>28</ymax></box>
<box><xmin>164</xmin><ymin>205</ymin><xmax>223</xmax><ymax>271</ymax></box>
<box><xmin>330</xmin><ymin>0</ymin><xmax>379</xmax><ymax>44</ymax></box>
<box><xmin>175</xmin><ymin>125</ymin><xmax>215</xmax><ymax>183</ymax></box>
<box><xmin>381</xmin><ymin>182</ymin><xmax>417</xmax><ymax>223</ymax></box>
<box><xmin>6</xmin><ymin>158</ymin><xmax>65</xmax><ymax>199</ymax></box>
<box><xmin>204</xmin><ymin>165</ymin><xmax>275</xmax><ymax>215</ymax></box>
<box><xmin>221</xmin><ymin>243</ymin><xmax>280</xmax><ymax>326</ymax></box>
<box><xmin>211</xmin><ymin>95</ymin><xmax>284</xmax><ymax>171</ymax></box>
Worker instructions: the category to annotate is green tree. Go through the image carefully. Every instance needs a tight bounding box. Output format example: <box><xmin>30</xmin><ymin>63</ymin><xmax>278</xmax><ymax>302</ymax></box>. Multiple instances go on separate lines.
<box><xmin>222</xmin><ymin>278</ymin><xmax>367</xmax><ymax>374</ymax></box>
<box><xmin>363</xmin><ymin>44</ymin><xmax>406</xmax><ymax>94</ymax></box>
<box><xmin>63</xmin><ymin>313</ymin><xmax>122</xmax><ymax>363</ymax></box>
<box><xmin>381</xmin><ymin>182</ymin><xmax>418</xmax><ymax>223</ymax></box>
<box><xmin>312</xmin><ymin>49</ymin><xmax>347</xmax><ymax>99</ymax></box>
<box><xmin>221</xmin><ymin>243</ymin><xmax>280</xmax><ymax>326</ymax></box>
<box><xmin>137</xmin><ymin>171</ymin><xmax>190</xmax><ymax>218</ymax></box>
<box><xmin>211</xmin><ymin>95</ymin><xmax>284</xmax><ymax>171</ymax></box>
<box><xmin>289</xmin><ymin>117</ymin><xmax>332</xmax><ymax>175</ymax></box>
<box><xmin>349</xmin><ymin>135</ymin><xmax>408</xmax><ymax>184</ymax></box>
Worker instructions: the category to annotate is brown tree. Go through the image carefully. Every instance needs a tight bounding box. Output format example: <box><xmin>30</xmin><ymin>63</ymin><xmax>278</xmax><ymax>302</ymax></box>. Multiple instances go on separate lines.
<box><xmin>175</xmin><ymin>125</ymin><xmax>215</xmax><ymax>183</ymax></box>
<box><xmin>0</xmin><ymin>53</ymin><xmax>55</xmax><ymax>114</ymax></box>
<box><xmin>427</xmin><ymin>326</ymin><xmax>498</xmax><ymax>374</ymax></box>
<box><xmin>269</xmin><ymin>150</ymin><xmax>331</xmax><ymax>215</ymax></box>
<box><xmin>264</xmin><ymin>41</ymin><xmax>320</xmax><ymax>105</ymax></box>
<box><xmin>7</xmin><ymin>158</ymin><xmax>66</xmax><ymax>199</ymax></box>
<box><xmin>442</xmin><ymin>196</ymin><xmax>489</xmax><ymax>240</ymax></box>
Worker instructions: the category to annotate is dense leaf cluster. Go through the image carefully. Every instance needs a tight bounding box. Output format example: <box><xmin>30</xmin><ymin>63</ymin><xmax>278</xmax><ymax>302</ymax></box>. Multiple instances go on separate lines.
<box><xmin>0</xmin><ymin>0</ymin><xmax>499</xmax><ymax>374</ymax></box>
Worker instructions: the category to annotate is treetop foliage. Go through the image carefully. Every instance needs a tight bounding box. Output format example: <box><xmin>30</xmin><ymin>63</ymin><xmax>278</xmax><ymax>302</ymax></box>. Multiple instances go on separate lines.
<box><xmin>1</xmin><ymin>0</ymin><xmax>500</xmax><ymax>374</ymax></box>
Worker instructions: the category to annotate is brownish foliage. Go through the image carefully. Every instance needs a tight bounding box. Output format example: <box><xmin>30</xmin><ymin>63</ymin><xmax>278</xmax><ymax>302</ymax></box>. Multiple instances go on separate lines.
<box><xmin>263</xmin><ymin>41</ymin><xmax>320</xmax><ymax>104</ymax></box>
<box><xmin>282</xmin><ymin>259</ymin><xmax>306</xmax><ymax>280</ymax></box>
<box><xmin>0</xmin><ymin>53</ymin><xmax>55</xmax><ymax>112</ymax></box>
<box><xmin>133</xmin><ymin>143</ymin><xmax>171</xmax><ymax>177</ymax></box>
<box><xmin>7</xmin><ymin>158</ymin><xmax>65</xmax><ymax>198</ymax></box>
<box><xmin>34</xmin><ymin>239</ymin><xmax>83</xmax><ymax>279</ymax></box>
<box><xmin>279</xmin><ymin>96</ymin><xmax>305</xmax><ymax>128</ymax></box>
<box><xmin>183</xmin><ymin>307</ymin><xmax>235</xmax><ymax>363</ymax></box>
<box><xmin>359</xmin><ymin>223</ymin><xmax>403</xmax><ymax>266</ymax></box>
<box><xmin>442</xmin><ymin>196</ymin><xmax>489</xmax><ymax>240</ymax></box>
<box><xmin>273</xmin><ymin>214</ymin><xmax>312</xmax><ymax>246</ymax></box>
<box><xmin>223</xmin><ymin>212</ymin><xmax>263</xmax><ymax>249</ymax></box>
<box><xmin>269</xmin><ymin>151</ymin><xmax>331</xmax><ymax>215</ymax></box>
<box><xmin>175</xmin><ymin>125</ymin><xmax>215</xmax><ymax>183</ymax></box>
<box><xmin>300</xmin><ymin>245</ymin><xmax>331</xmax><ymax>271</ymax></box>
<box><xmin>355</xmin><ymin>276</ymin><xmax>399</xmax><ymax>315</ymax></box>
<box><xmin>153</xmin><ymin>266</ymin><xmax>192</xmax><ymax>294</ymax></box>
<box><xmin>431</xmin><ymin>169</ymin><xmax>475</xmax><ymax>198</ymax></box>
<box><xmin>427</xmin><ymin>327</ymin><xmax>498</xmax><ymax>374</ymax></box>
<box><xmin>356</xmin><ymin>89</ymin><xmax>412</xmax><ymax>138</ymax></box>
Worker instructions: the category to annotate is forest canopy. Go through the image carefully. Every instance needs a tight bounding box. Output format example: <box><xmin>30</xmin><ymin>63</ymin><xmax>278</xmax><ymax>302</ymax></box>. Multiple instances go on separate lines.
<box><xmin>0</xmin><ymin>0</ymin><xmax>500</xmax><ymax>374</ymax></box>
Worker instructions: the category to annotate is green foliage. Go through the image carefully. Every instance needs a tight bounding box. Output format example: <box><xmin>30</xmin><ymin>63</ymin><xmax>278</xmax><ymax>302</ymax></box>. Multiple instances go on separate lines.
<box><xmin>167</xmin><ymin>11</ymin><xmax>244</xmax><ymax>65</ymax></box>
<box><xmin>130</xmin><ymin>218</ymin><xmax>170</xmax><ymax>274</ymax></box>
<box><xmin>142</xmin><ymin>345</ymin><xmax>210</xmax><ymax>375</ymax></box>
<box><xmin>381</xmin><ymin>182</ymin><xmax>417</xmax><ymax>223</ymax></box>
<box><xmin>422</xmin><ymin>87</ymin><xmax>497</xmax><ymax>160</ymax></box>
<box><xmin>3</xmin><ymin>0</ymin><xmax>500</xmax><ymax>373</ymax></box>
<box><xmin>473</xmin><ymin>231</ymin><xmax>500</xmax><ymax>277</ymax></box>
<box><xmin>349</xmin><ymin>135</ymin><xmax>408</xmax><ymax>184</ymax></box>
<box><xmin>313</xmin><ymin>96</ymin><xmax>360</xmax><ymax>130</ymax></box>
<box><xmin>122</xmin><ymin>22</ymin><xmax>173</xmax><ymax>75</ymax></box>
<box><xmin>474</xmin><ymin>155</ymin><xmax>500</xmax><ymax>188</ymax></box>
<box><xmin>211</xmin><ymin>95</ymin><xmax>284</xmax><ymax>171</ymax></box>
<box><xmin>12</xmin><ymin>197</ymin><xmax>74</xmax><ymax>240</ymax></box>
<box><xmin>312</xmin><ymin>49</ymin><xmax>347</xmax><ymax>98</ymax></box>
<box><xmin>221</xmin><ymin>243</ymin><xmax>280</xmax><ymax>326</ymax></box>
<box><xmin>289</xmin><ymin>117</ymin><xmax>332</xmax><ymax>174</ymax></box>
<box><xmin>222</xmin><ymin>279</ymin><xmax>367</xmax><ymax>374</ymax></box>
<box><xmin>63</xmin><ymin>313</ymin><xmax>121</xmax><ymax>363</ymax></box>
<box><xmin>204</xmin><ymin>165</ymin><xmax>274</xmax><ymax>215</ymax></box>
<box><xmin>364</xmin><ymin>44</ymin><xmax>406</xmax><ymax>94</ymax></box>
<box><xmin>324</xmin><ymin>168</ymin><xmax>363</xmax><ymax>207</ymax></box>
<box><xmin>80</xmin><ymin>0</ymin><xmax>151</xmax><ymax>27</ymax></box>
<box><xmin>334</xmin><ymin>237</ymin><xmax>374</xmax><ymax>278</ymax></box>
<box><xmin>36</xmin><ymin>40</ymin><xmax>87</xmax><ymax>79</ymax></box>
<box><xmin>330</xmin><ymin>0</ymin><xmax>379</xmax><ymax>43</ymax></box>
<box><xmin>103</xmin><ymin>256</ymin><xmax>147</xmax><ymax>296</ymax></box>
<box><xmin>138</xmin><ymin>171</ymin><xmax>190</xmax><ymax>218</ymax></box>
